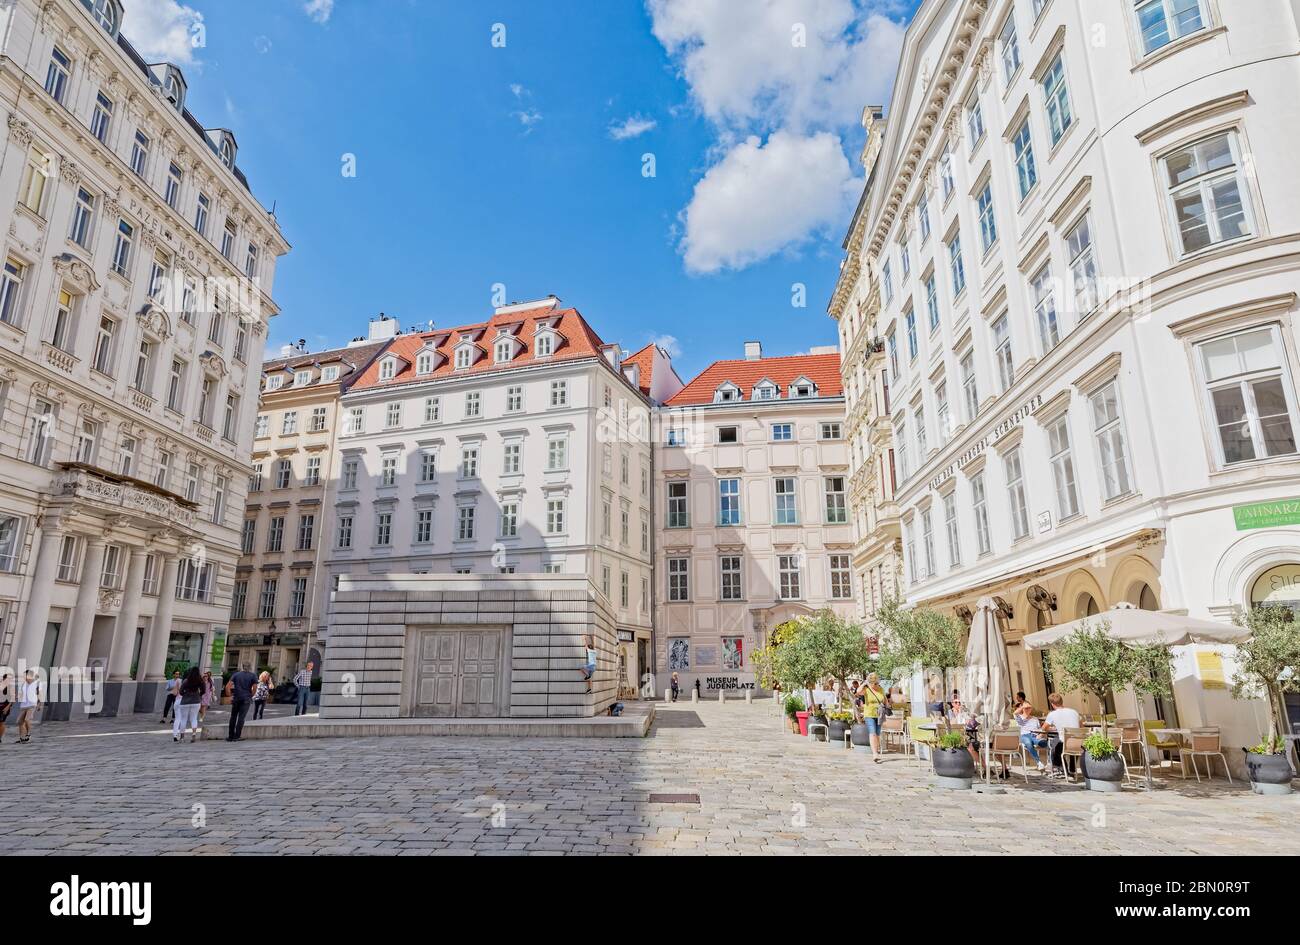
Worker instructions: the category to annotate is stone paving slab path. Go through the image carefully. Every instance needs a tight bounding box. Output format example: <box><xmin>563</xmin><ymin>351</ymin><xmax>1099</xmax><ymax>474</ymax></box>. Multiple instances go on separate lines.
<box><xmin>2</xmin><ymin>700</ymin><xmax>1297</xmax><ymax>855</ymax></box>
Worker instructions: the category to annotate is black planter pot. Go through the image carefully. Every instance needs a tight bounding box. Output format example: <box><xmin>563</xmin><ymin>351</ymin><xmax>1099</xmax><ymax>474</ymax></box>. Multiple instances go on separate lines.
<box><xmin>827</xmin><ymin>719</ymin><xmax>849</xmax><ymax>743</ymax></box>
<box><xmin>1084</xmin><ymin>750</ymin><xmax>1125</xmax><ymax>792</ymax></box>
<box><xmin>932</xmin><ymin>746</ymin><xmax>974</xmax><ymax>788</ymax></box>
<box><xmin>850</xmin><ymin>722</ymin><xmax>871</xmax><ymax>746</ymax></box>
<box><xmin>1244</xmin><ymin>750</ymin><xmax>1293</xmax><ymax>795</ymax></box>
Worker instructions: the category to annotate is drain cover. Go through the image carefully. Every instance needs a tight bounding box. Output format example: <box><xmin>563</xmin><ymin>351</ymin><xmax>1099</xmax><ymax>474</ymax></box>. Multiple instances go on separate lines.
<box><xmin>648</xmin><ymin>792</ymin><xmax>700</xmax><ymax>804</ymax></box>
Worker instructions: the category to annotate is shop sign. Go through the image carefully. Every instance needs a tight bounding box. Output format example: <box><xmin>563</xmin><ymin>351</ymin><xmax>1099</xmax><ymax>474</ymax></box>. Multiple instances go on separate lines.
<box><xmin>616</xmin><ymin>630</ymin><xmax>635</xmax><ymax>642</ymax></box>
<box><xmin>209</xmin><ymin>627</ymin><xmax>226</xmax><ymax>666</ymax></box>
<box><xmin>229</xmin><ymin>633</ymin><xmax>266</xmax><ymax>647</ymax></box>
<box><xmin>1233</xmin><ymin>497</ymin><xmax>1300</xmax><ymax>530</ymax></box>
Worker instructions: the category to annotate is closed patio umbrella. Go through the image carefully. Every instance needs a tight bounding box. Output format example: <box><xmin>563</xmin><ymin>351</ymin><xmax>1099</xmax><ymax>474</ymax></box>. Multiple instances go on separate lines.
<box><xmin>1022</xmin><ymin>602</ymin><xmax>1247</xmax><ymax>790</ymax></box>
<box><xmin>965</xmin><ymin>596</ymin><xmax>1011</xmax><ymax>783</ymax></box>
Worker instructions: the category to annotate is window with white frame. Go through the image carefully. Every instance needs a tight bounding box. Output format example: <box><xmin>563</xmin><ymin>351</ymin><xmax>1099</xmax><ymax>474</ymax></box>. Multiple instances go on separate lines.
<box><xmin>1040</xmin><ymin>52</ymin><xmax>1073</xmax><ymax>145</ymax></box>
<box><xmin>341</xmin><ymin>457</ymin><xmax>359</xmax><ymax>490</ymax></box>
<box><xmin>130</xmin><ymin>130</ymin><xmax>150</xmax><ymax>177</ymax></box>
<box><xmin>378</xmin><ymin>358</ymin><xmax>396</xmax><ymax>381</ymax></box>
<box><xmin>305</xmin><ymin>455</ymin><xmax>321</xmax><ymax>486</ymax></box>
<box><xmin>905</xmin><ymin>307</ymin><xmax>918</xmax><ymax>360</ymax></box>
<box><xmin>546</xmin><ymin>435</ymin><xmax>567</xmax><ymax>471</ymax></box>
<box><xmin>460</xmin><ymin>446</ymin><xmax>478</xmax><ymax>479</ymax></box>
<box><xmin>948</xmin><ymin>233</ymin><xmax>966</xmax><ymax>296</ymax></box>
<box><xmin>241</xmin><ymin>519</ymin><xmax>255</xmax><ymax>555</ymax></box>
<box><xmin>414</xmin><ymin>508</ymin><xmax>434</xmax><ymax>544</ymax></box>
<box><xmin>376</xmin><ymin>512</ymin><xmax>393</xmax><ymax>546</ymax></box>
<box><xmin>1013</xmin><ymin>118</ymin><xmax>1037</xmax><ymax>200</ymax></box>
<box><xmin>774</xmin><ymin>477</ymin><xmax>798</xmax><ymax>525</ymax></box>
<box><xmin>506</xmin><ymin>385</ymin><xmax>523</xmax><ymax>412</ymax></box>
<box><xmin>296</xmin><ymin>513</ymin><xmax>315</xmax><ymax>550</ymax></box>
<box><xmin>464</xmin><ymin>391</ymin><xmax>481</xmax><ymax>418</ymax></box>
<box><xmin>1090</xmin><ymin>380</ymin><xmax>1133</xmax><ymax>499</ymax></box>
<box><xmin>966</xmin><ymin>91</ymin><xmax>985</xmax><ymax>150</ymax></box>
<box><xmin>920</xmin><ymin>508</ymin><xmax>936</xmax><ymax>577</ymax></box>
<box><xmin>1</xmin><ymin>257</ymin><xmax>27</xmax><ymax>327</ymax></box>
<box><xmin>771</xmin><ymin>422</ymin><xmax>793</xmax><ymax>441</ymax></box>
<box><xmin>829</xmin><ymin>554</ymin><xmax>852</xmax><ymax>599</ymax></box>
<box><xmin>257</xmin><ymin>578</ymin><xmax>278</xmax><ymax>618</ymax></box>
<box><xmin>896</xmin><ymin>418</ymin><xmax>911</xmax><ymax>481</ymax></box>
<box><xmin>1031</xmin><ymin>264</ymin><xmax>1060</xmax><ymax>353</ymax></box>
<box><xmin>535</xmin><ymin>332</ymin><xmax>554</xmax><ymax>357</ymax></box>
<box><xmin>70</xmin><ymin>187</ymin><xmax>95</xmax><ymax>248</ymax></box>
<box><xmin>936</xmin><ymin>380</ymin><xmax>951</xmax><ymax>442</ymax></box>
<box><xmin>903</xmin><ymin>520</ymin><xmax>916</xmax><ymax>584</ymax></box>
<box><xmin>820</xmin><ymin>421</ymin><xmax>842</xmax><ymax>440</ymax></box>
<box><xmin>977</xmin><ymin>182</ymin><xmax>997</xmax><ymax>252</ymax></box>
<box><xmin>668</xmin><ymin>557</ymin><xmax>689</xmax><ymax>601</ymax></box>
<box><xmin>1135</xmin><ymin>0</ymin><xmax>1206</xmax><ymax>56</ymax></box>
<box><xmin>165</xmin><ymin>161</ymin><xmax>182</xmax><ymax>209</ymax></box>
<box><xmin>57</xmin><ymin>535</ymin><xmax>80</xmax><ymax>583</ymax></box>
<box><xmin>961</xmin><ymin>351</ymin><xmax>979</xmax><ymax>421</ymax></box>
<box><xmin>666</xmin><ymin>481</ymin><xmax>688</xmax><ymax>527</ymax></box>
<box><xmin>882</xmin><ymin>260</ymin><xmax>893</xmax><ymax>305</ymax></box>
<box><xmin>925</xmin><ymin>272</ymin><xmax>940</xmax><ymax>333</ymax></box>
<box><xmin>231</xmin><ymin>580</ymin><xmax>247</xmax><ymax>619</ymax></box>
<box><xmin>545</xmin><ymin>497</ymin><xmax>565</xmax><ymax>534</ymax></box>
<box><xmin>549</xmin><ymin>380</ymin><xmax>567</xmax><ymax>407</ymax></box>
<box><xmin>336</xmin><ymin>515</ymin><xmax>353</xmax><ymax>549</ymax></box>
<box><xmin>20</xmin><ymin>147</ymin><xmax>51</xmax><ymax>215</ymax></box>
<box><xmin>825</xmin><ymin>476</ymin><xmax>847</xmax><ymax>524</ymax></box>
<box><xmin>91</xmin><ymin>91</ymin><xmax>114</xmax><ymax>142</ymax></box>
<box><xmin>943</xmin><ymin>491</ymin><xmax>961</xmax><ymax>568</ymax></box>
<box><xmin>1047</xmin><ymin>414</ymin><xmax>1080</xmax><ymax>520</ymax></box>
<box><xmin>778</xmin><ymin>554</ymin><xmax>802</xmax><ymax>600</ymax></box>
<box><xmin>992</xmin><ymin>314</ymin><xmax>1014</xmax><ymax>392</ymax></box>
<box><xmin>1065</xmin><ymin>213</ymin><xmax>1098</xmax><ymax>315</ymax></box>
<box><xmin>915</xmin><ymin>404</ymin><xmax>928</xmax><ymax>457</ymax></box>
<box><xmin>502</xmin><ymin>441</ymin><xmax>521</xmax><ymax>475</ymax></box>
<box><xmin>45</xmin><ymin>46</ymin><xmax>71</xmax><ymax>103</ymax></box>
<box><xmin>720</xmin><ymin>555</ymin><xmax>743</xmax><ymax>601</ymax></box>
<box><xmin>111</xmin><ymin>219</ymin><xmax>133</xmax><ymax>276</ymax></box>
<box><xmin>918</xmin><ymin>193</ymin><xmax>931</xmax><ymax>244</ymax></box>
<box><xmin>940</xmin><ymin>145</ymin><xmax>954</xmax><ymax>200</ymax></box>
<box><xmin>119</xmin><ymin>435</ymin><xmax>136</xmax><ymax>477</ymax></box>
<box><xmin>346</xmin><ymin>407</ymin><xmax>364</xmax><ymax>435</ymax></box>
<box><xmin>1162</xmin><ymin>132</ymin><xmax>1253</xmax><ymax>256</ymax></box>
<box><xmin>718</xmin><ymin>478</ymin><xmax>741</xmax><ymax>525</ymax></box>
<box><xmin>289</xmin><ymin>577</ymin><xmax>307</xmax><ymax>618</ymax></box>
<box><xmin>266</xmin><ymin>516</ymin><xmax>284</xmax><ymax>552</ymax></box>
<box><xmin>1198</xmin><ymin>325</ymin><xmax>1299</xmax><ymax>465</ymax></box>
<box><xmin>999</xmin><ymin>14</ymin><xmax>1021</xmax><ymax>84</ymax></box>
<box><xmin>275</xmin><ymin>458</ymin><xmax>291</xmax><ymax>489</ymax></box>
<box><xmin>92</xmin><ymin>314</ymin><xmax>116</xmax><ymax>375</ymax></box>
<box><xmin>1005</xmin><ymin>448</ymin><xmax>1031</xmax><ymax>540</ymax></box>
<box><xmin>51</xmin><ymin>289</ymin><xmax>76</xmax><ymax>353</ymax></box>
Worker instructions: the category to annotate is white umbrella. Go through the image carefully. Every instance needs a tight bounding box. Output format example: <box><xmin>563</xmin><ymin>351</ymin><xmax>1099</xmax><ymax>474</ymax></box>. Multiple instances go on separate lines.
<box><xmin>1021</xmin><ymin>602</ymin><xmax>1247</xmax><ymax>650</ymax></box>
<box><xmin>1022</xmin><ymin>602</ymin><xmax>1246</xmax><ymax>790</ymax></box>
<box><xmin>965</xmin><ymin>596</ymin><xmax>1011</xmax><ymax>783</ymax></box>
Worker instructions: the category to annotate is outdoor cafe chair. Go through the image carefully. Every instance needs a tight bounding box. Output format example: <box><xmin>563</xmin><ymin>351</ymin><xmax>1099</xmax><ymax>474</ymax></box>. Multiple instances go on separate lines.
<box><xmin>881</xmin><ymin>715</ymin><xmax>909</xmax><ymax>756</ymax></box>
<box><xmin>1060</xmin><ymin>728</ymin><xmax>1088</xmax><ymax>783</ymax></box>
<box><xmin>989</xmin><ymin>729</ymin><xmax>1029</xmax><ymax>783</ymax></box>
<box><xmin>1183</xmin><ymin>728</ymin><xmax>1232</xmax><ymax>783</ymax></box>
<box><xmin>1115</xmin><ymin>719</ymin><xmax>1144</xmax><ymax>765</ymax></box>
<box><xmin>908</xmin><ymin>716</ymin><xmax>939</xmax><ymax>766</ymax></box>
<box><xmin>1144</xmin><ymin>719</ymin><xmax>1184</xmax><ymax>771</ymax></box>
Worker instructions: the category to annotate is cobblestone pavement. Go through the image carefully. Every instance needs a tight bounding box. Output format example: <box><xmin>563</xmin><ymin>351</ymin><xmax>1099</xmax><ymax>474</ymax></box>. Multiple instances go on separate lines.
<box><xmin>2</xmin><ymin>700</ymin><xmax>1297</xmax><ymax>854</ymax></box>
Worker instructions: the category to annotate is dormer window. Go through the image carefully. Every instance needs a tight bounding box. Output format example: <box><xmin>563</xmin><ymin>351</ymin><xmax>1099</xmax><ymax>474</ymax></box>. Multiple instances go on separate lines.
<box><xmin>713</xmin><ymin>382</ymin><xmax>741</xmax><ymax>404</ymax></box>
<box><xmin>789</xmin><ymin>377</ymin><xmax>817</xmax><ymax>399</ymax></box>
<box><xmin>495</xmin><ymin>339</ymin><xmax>514</xmax><ymax>363</ymax></box>
<box><xmin>754</xmin><ymin>380</ymin><xmax>778</xmax><ymax>401</ymax></box>
<box><xmin>455</xmin><ymin>347</ymin><xmax>472</xmax><ymax>370</ymax></box>
<box><xmin>534</xmin><ymin>328</ymin><xmax>557</xmax><ymax>358</ymax></box>
<box><xmin>88</xmin><ymin>0</ymin><xmax>123</xmax><ymax>37</ymax></box>
<box><xmin>321</xmin><ymin>365</ymin><xmax>340</xmax><ymax>382</ymax></box>
<box><xmin>294</xmin><ymin>370</ymin><xmax>311</xmax><ymax>386</ymax></box>
<box><xmin>378</xmin><ymin>358</ymin><xmax>397</xmax><ymax>381</ymax></box>
<box><xmin>265</xmin><ymin>375</ymin><xmax>283</xmax><ymax>391</ymax></box>
<box><xmin>416</xmin><ymin>352</ymin><xmax>432</xmax><ymax>375</ymax></box>
<box><xmin>220</xmin><ymin>138</ymin><xmax>234</xmax><ymax>168</ymax></box>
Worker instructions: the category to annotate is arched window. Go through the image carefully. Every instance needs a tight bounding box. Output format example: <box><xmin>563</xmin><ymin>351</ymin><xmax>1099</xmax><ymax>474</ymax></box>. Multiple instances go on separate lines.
<box><xmin>1137</xmin><ymin>583</ymin><xmax>1159</xmax><ymax>611</ymax></box>
<box><xmin>1078</xmin><ymin>593</ymin><xmax>1099</xmax><ymax>618</ymax></box>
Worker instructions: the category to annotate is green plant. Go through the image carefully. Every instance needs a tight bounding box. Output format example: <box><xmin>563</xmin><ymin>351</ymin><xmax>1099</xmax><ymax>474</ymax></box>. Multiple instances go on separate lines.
<box><xmin>1229</xmin><ymin>606</ymin><xmax>1300</xmax><ymax>755</ymax></box>
<box><xmin>1247</xmin><ymin>736</ymin><xmax>1286</xmax><ymax>755</ymax></box>
<box><xmin>800</xmin><ymin>610</ymin><xmax>872</xmax><ymax>711</ymax></box>
<box><xmin>1050</xmin><ymin>621</ymin><xmax>1173</xmax><ymax>739</ymax></box>
<box><xmin>874</xmin><ymin>596</ymin><xmax>966</xmax><ymax>700</ymax></box>
<box><xmin>936</xmin><ymin>731</ymin><xmax>966</xmax><ymax>750</ymax></box>
<box><xmin>1083</xmin><ymin>732</ymin><xmax>1118</xmax><ymax>759</ymax></box>
<box><xmin>827</xmin><ymin>708</ymin><xmax>854</xmax><ymax>723</ymax></box>
<box><xmin>783</xmin><ymin>694</ymin><xmax>806</xmax><ymax>719</ymax></box>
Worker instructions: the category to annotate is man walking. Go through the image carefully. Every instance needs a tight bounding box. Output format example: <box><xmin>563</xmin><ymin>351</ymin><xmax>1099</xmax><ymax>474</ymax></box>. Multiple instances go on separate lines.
<box><xmin>0</xmin><ymin>672</ymin><xmax>13</xmax><ymax>744</ymax></box>
<box><xmin>15</xmin><ymin>669</ymin><xmax>41</xmax><ymax>744</ymax></box>
<box><xmin>293</xmin><ymin>661</ymin><xmax>314</xmax><ymax>716</ymax></box>
<box><xmin>226</xmin><ymin>664</ymin><xmax>258</xmax><ymax>742</ymax></box>
<box><xmin>160</xmin><ymin>669</ymin><xmax>181</xmax><ymax>723</ymax></box>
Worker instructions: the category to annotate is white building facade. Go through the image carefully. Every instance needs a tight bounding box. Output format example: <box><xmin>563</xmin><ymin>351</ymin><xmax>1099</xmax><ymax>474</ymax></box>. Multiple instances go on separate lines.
<box><xmin>845</xmin><ymin>0</ymin><xmax>1300</xmax><ymax>750</ymax></box>
<box><xmin>654</xmin><ymin>344</ymin><xmax>854</xmax><ymax>696</ymax></box>
<box><xmin>320</xmin><ymin>299</ymin><xmax>673</xmax><ymax>707</ymax></box>
<box><xmin>0</xmin><ymin>0</ymin><xmax>288</xmax><ymax>714</ymax></box>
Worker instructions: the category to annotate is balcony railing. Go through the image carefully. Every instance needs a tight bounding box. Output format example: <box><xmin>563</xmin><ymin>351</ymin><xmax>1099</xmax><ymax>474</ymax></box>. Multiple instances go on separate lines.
<box><xmin>55</xmin><ymin>463</ymin><xmax>197</xmax><ymax>529</ymax></box>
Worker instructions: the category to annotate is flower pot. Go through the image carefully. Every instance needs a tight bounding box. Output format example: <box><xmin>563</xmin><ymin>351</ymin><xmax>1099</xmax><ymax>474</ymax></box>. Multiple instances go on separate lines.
<box><xmin>827</xmin><ymin>719</ymin><xmax>849</xmax><ymax>743</ymax></box>
<box><xmin>1244</xmin><ymin>750</ymin><xmax>1294</xmax><ymax>795</ymax></box>
<box><xmin>787</xmin><ymin>716</ymin><xmax>800</xmax><ymax>733</ymax></box>
<box><xmin>850</xmin><ymin>722</ymin><xmax>871</xmax><ymax>747</ymax></box>
<box><xmin>795</xmin><ymin>711</ymin><xmax>810</xmax><ymax>736</ymax></box>
<box><xmin>1083</xmin><ymin>750</ymin><xmax>1125</xmax><ymax>792</ymax></box>
<box><xmin>932</xmin><ymin>746</ymin><xmax>974</xmax><ymax>789</ymax></box>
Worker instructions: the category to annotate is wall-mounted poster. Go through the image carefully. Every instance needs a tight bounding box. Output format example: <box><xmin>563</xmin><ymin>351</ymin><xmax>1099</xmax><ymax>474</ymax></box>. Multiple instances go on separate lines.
<box><xmin>696</xmin><ymin>646</ymin><xmax>718</xmax><ymax>667</ymax></box>
<box><xmin>722</xmin><ymin>637</ymin><xmax>744</xmax><ymax>669</ymax></box>
<box><xmin>668</xmin><ymin>637</ymin><xmax>690</xmax><ymax>670</ymax></box>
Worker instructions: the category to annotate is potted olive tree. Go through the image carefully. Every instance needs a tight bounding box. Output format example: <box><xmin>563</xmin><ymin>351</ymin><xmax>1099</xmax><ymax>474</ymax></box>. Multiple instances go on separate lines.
<box><xmin>783</xmin><ymin>694</ymin><xmax>806</xmax><ymax>735</ymax></box>
<box><xmin>766</xmin><ymin>618</ymin><xmax>822</xmax><ymax>737</ymax></box>
<box><xmin>1230</xmin><ymin>606</ymin><xmax>1300</xmax><ymax>795</ymax></box>
<box><xmin>801</xmin><ymin>610</ymin><xmax>872</xmax><ymax>746</ymax></box>
<box><xmin>875</xmin><ymin>598</ymin><xmax>964</xmax><ymax>764</ymax></box>
<box><xmin>932</xmin><ymin>731</ymin><xmax>975</xmax><ymax>788</ymax></box>
<box><xmin>1051</xmin><ymin>623</ymin><xmax>1172</xmax><ymax>792</ymax></box>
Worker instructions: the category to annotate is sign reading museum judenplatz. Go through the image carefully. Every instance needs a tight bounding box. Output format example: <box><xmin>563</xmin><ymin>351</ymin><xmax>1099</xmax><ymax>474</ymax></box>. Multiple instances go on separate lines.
<box><xmin>1233</xmin><ymin>497</ymin><xmax>1300</xmax><ymax>530</ymax></box>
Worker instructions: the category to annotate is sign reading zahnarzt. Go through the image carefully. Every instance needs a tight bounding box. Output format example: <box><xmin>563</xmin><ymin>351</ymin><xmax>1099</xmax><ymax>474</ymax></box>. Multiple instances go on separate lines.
<box><xmin>1233</xmin><ymin>497</ymin><xmax>1300</xmax><ymax>530</ymax></box>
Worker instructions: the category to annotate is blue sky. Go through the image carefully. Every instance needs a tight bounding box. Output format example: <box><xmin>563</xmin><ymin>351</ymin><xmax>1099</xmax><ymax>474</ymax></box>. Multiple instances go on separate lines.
<box><xmin>122</xmin><ymin>0</ymin><xmax>914</xmax><ymax>380</ymax></box>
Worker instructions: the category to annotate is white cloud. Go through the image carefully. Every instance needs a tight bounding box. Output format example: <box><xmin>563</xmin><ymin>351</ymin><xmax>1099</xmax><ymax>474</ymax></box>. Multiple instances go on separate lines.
<box><xmin>303</xmin><ymin>0</ymin><xmax>334</xmax><ymax>24</ymax></box>
<box><xmin>120</xmin><ymin>0</ymin><xmax>204</xmax><ymax>65</ymax></box>
<box><xmin>649</xmin><ymin>334</ymin><xmax>683</xmax><ymax>358</ymax></box>
<box><xmin>680</xmin><ymin>130</ymin><xmax>858</xmax><ymax>275</ymax></box>
<box><xmin>513</xmin><ymin>109</ymin><xmax>543</xmax><ymax>133</ymax></box>
<box><xmin>510</xmin><ymin>83</ymin><xmax>526</xmax><ymax>98</ymax></box>
<box><xmin>609</xmin><ymin>115</ymin><xmax>658</xmax><ymax>140</ymax></box>
<box><xmin>646</xmin><ymin>0</ymin><xmax>906</xmax><ymax>273</ymax></box>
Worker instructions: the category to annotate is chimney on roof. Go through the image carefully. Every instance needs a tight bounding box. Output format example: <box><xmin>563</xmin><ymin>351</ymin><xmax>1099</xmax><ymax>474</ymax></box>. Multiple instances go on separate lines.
<box><xmin>368</xmin><ymin>313</ymin><xmax>400</xmax><ymax>342</ymax></box>
<box><xmin>808</xmin><ymin>345</ymin><xmax>838</xmax><ymax>355</ymax></box>
<box><xmin>744</xmin><ymin>341</ymin><xmax>762</xmax><ymax>361</ymax></box>
<box><xmin>279</xmin><ymin>344</ymin><xmax>295</xmax><ymax>358</ymax></box>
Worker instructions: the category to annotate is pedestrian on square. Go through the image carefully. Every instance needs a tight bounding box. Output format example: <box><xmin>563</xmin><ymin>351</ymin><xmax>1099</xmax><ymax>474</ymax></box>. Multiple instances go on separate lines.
<box><xmin>670</xmin><ymin>672</ymin><xmax>679</xmax><ymax>702</ymax></box>
<box><xmin>173</xmin><ymin>667</ymin><xmax>205</xmax><ymax>743</ymax></box>
<box><xmin>859</xmin><ymin>672</ymin><xmax>889</xmax><ymax>764</ymax></box>
<box><xmin>293</xmin><ymin>662</ymin><xmax>314</xmax><ymax>716</ymax></box>
<box><xmin>580</xmin><ymin>637</ymin><xmax>596</xmax><ymax>693</ymax></box>
<box><xmin>0</xmin><ymin>672</ymin><xmax>13</xmax><ymax>745</ymax></box>
<box><xmin>198</xmin><ymin>670</ymin><xmax>215</xmax><ymax>727</ymax></box>
<box><xmin>226</xmin><ymin>664</ymin><xmax>258</xmax><ymax>742</ymax></box>
<box><xmin>159</xmin><ymin>670</ymin><xmax>182</xmax><ymax>723</ymax></box>
<box><xmin>15</xmin><ymin>669</ymin><xmax>41</xmax><ymax>743</ymax></box>
<box><xmin>252</xmin><ymin>671</ymin><xmax>272</xmax><ymax>720</ymax></box>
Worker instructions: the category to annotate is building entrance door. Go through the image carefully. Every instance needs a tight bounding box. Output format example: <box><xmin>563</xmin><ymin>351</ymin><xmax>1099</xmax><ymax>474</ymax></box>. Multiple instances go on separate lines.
<box><xmin>411</xmin><ymin>629</ymin><xmax>505</xmax><ymax>718</ymax></box>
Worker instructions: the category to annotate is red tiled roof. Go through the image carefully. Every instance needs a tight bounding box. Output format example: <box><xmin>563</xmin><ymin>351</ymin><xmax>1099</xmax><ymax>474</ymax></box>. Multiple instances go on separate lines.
<box><xmin>621</xmin><ymin>343</ymin><xmax>656</xmax><ymax>396</ymax></box>
<box><xmin>665</xmin><ymin>352</ymin><xmax>842</xmax><ymax>407</ymax></box>
<box><xmin>262</xmin><ymin>339</ymin><xmax>391</xmax><ymax>378</ymax></box>
<box><xmin>347</xmin><ymin>305</ymin><xmax>608</xmax><ymax>392</ymax></box>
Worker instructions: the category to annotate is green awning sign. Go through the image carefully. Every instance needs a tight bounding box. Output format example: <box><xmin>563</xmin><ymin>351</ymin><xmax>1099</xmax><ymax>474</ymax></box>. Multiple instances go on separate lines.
<box><xmin>1233</xmin><ymin>498</ymin><xmax>1300</xmax><ymax>530</ymax></box>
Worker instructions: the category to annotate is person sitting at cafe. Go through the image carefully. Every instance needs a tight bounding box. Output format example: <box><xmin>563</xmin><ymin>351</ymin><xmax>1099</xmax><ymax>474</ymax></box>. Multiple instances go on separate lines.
<box><xmin>1041</xmin><ymin>692</ymin><xmax>1082</xmax><ymax>778</ymax></box>
<box><xmin>1014</xmin><ymin>700</ymin><xmax>1048</xmax><ymax>773</ymax></box>
<box><xmin>947</xmin><ymin>698</ymin><xmax>983</xmax><ymax>772</ymax></box>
